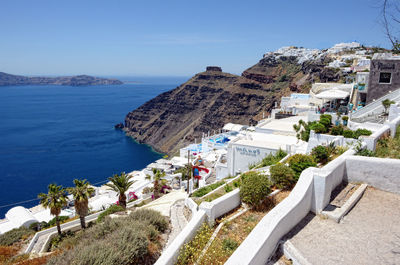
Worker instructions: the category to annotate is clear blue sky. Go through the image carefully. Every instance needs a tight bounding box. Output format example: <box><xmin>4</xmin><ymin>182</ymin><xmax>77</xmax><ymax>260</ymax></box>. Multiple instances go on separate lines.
<box><xmin>0</xmin><ymin>0</ymin><xmax>391</xmax><ymax>76</ymax></box>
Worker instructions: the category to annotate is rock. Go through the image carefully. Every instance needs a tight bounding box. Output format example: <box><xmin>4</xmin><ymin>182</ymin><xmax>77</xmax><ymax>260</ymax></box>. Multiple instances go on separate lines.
<box><xmin>0</xmin><ymin>72</ymin><xmax>123</xmax><ymax>86</ymax></box>
<box><xmin>114</xmin><ymin>123</ymin><xmax>124</xmax><ymax>130</ymax></box>
<box><xmin>206</xmin><ymin>66</ymin><xmax>222</xmax><ymax>72</ymax></box>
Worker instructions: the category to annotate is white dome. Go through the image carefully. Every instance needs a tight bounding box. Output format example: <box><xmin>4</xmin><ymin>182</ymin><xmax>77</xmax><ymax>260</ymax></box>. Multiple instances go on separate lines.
<box><xmin>6</xmin><ymin>206</ymin><xmax>38</xmax><ymax>228</ymax></box>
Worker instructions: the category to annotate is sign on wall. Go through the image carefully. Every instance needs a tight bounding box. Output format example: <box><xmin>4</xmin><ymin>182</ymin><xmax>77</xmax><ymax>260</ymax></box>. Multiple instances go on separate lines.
<box><xmin>235</xmin><ymin>147</ymin><xmax>261</xmax><ymax>157</ymax></box>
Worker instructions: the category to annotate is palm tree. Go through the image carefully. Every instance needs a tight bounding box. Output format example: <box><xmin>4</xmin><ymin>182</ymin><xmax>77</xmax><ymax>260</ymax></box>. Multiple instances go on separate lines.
<box><xmin>105</xmin><ymin>172</ymin><xmax>134</xmax><ymax>209</ymax></box>
<box><xmin>152</xmin><ymin>169</ymin><xmax>165</xmax><ymax>199</ymax></box>
<box><xmin>38</xmin><ymin>184</ymin><xmax>68</xmax><ymax>236</ymax></box>
<box><xmin>67</xmin><ymin>179</ymin><xmax>94</xmax><ymax>229</ymax></box>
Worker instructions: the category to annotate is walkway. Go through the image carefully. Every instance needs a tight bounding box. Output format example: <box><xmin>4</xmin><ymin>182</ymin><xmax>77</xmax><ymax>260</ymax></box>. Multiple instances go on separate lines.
<box><xmin>141</xmin><ymin>190</ymin><xmax>187</xmax><ymax>217</ymax></box>
<box><xmin>284</xmin><ymin>188</ymin><xmax>400</xmax><ymax>265</ymax></box>
<box><xmin>166</xmin><ymin>199</ymin><xmax>189</xmax><ymax>247</ymax></box>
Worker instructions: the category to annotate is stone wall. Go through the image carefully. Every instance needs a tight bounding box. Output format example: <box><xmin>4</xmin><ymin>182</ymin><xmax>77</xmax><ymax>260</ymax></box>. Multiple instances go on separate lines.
<box><xmin>367</xmin><ymin>59</ymin><xmax>400</xmax><ymax>103</ymax></box>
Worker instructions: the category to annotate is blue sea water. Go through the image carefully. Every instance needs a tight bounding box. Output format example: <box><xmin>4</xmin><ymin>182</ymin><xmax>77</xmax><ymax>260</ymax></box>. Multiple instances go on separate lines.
<box><xmin>0</xmin><ymin>77</ymin><xmax>187</xmax><ymax>218</ymax></box>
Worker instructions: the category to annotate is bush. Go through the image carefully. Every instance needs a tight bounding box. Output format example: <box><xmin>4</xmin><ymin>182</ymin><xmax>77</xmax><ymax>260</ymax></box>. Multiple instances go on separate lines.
<box><xmin>319</xmin><ymin>117</ymin><xmax>331</xmax><ymax>128</ymax></box>
<box><xmin>320</xmin><ymin>114</ymin><xmax>332</xmax><ymax>123</ymax></box>
<box><xmin>240</xmin><ymin>172</ymin><xmax>271</xmax><ymax>208</ymax></box>
<box><xmin>192</xmin><ymin>181</ymin><xmax>225</xmax><ymax>197</ymax></box>
<box><xmin>287</xmin><ymin>154</ymin><xmax>317</xmax><ymax>179</ymax></box>
<box><xmin>0</xmin><ymin>226</ymin><xmax>34</xmax><ymax>246</ymax></box>
<box><xmin>47</xmin><ymin>209</ymin><xmax>167</xmax><ymax>265</ymax></box>
<box><xmin>357</xmin><ymin>148</ymin><xmax>376</xmax><ymax>157</ymax></box>
<box><xmin>342</xmin><ymin>116</ymin><xmax>349</xmax><ymax>121</ymax></box>
<box><xmin>129</xmin><ymin>209</ymin><xmax>168</xmax><ymax>232</ymax></box>
<box><xmin>331</xmin><ymin>125</ymin><xmax>344</xmax><ymax>136</ymax></box>
<box><xmin>353</xmin><ymin>128</ymin><xmax>372</xmax><ymax>138</ymax></box>
<box><xmin>343</xmin><ymin>130</ymin><xmax>354</xmax><ymax>138</ymax></box>
<box><xmin>97</xmin><ymin>204</ymin><xmax>125</xmax><ymax>223</ymax></box>
<box><xmin>311</xmin><ymin>145</ymin><xmax>329</xmax><ymax>164</ymax></box>
<box><xmin>270</xmin><ymin>163</ymin><xmax>296</xmax><ymax>190</ymax></box>
<box><xmin>47</xmin><ymin>216</ymin><xmax>69</xmax><ymax>227</ymax></box>
<box><xmin>224</xmin><ymin>184</ymin><xmax>233</xmax><ymax>193</ymax></box>
<box><xmin>222</xmin><ymin>238</ymin><xmax>239</xmax><ymax>252</ymax></box>
<box><xmin>310</xmin><ymin>122</ymin><xmax>326</xmax><ymax>133</ymax></box>
<box><xmin>257</xmin><ymin>149</ymin><xmax>287</xmax><ymax>168</ymax></box>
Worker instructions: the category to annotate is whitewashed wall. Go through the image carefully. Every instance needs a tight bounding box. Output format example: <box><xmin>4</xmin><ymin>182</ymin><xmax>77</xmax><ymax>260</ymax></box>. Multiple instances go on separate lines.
<box><xmin>345</xmin><ymin>156</ymin><xmax>400</xmax><ymax>194</ymax></box>
<box><xmin>227</xmin><ymin>142</ymin><xmax>278</xmax><ymax>176</ymax></box>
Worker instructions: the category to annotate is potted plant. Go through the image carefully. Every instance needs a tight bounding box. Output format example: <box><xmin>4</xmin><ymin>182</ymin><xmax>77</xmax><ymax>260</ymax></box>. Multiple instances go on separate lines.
<box><xmin>335</xmin><ymin>112</ymin><xmax>341</xmax><ymax>126</ymax></box>
<box><xmin>342</xmin><ymin>116</ymin><xmax>349</xmax><ymax>126</ymax></box>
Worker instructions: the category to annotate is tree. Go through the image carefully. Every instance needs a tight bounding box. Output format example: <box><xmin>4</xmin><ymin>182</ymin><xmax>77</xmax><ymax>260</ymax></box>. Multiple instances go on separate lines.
<box><xmin>67</xmin><ymin>179</ymin><xmax>95</xmax><ymax>229</ymax></box>
<box><xmin>382</xmin><ymin>0</ymin><xmax>400</xmax><ymax>52</ymax></box>
<box><xmin>105</xmin><ymin>173</ymin><xmax>134</xmax><ymax>209</ymax></box>
<box><xmin>382</xmin><ymin>99</ymin><xmax>395</xmax><ymax>114</ymax></box>
<box><xmin>38</xmin><ymin>184</ymin><xmax>68</xmax><ymax>236</ymax></box>
<box><xmin>152</xmin><ymin>169</ymin><xmax>165</xmax><ymax>199</ymax></box>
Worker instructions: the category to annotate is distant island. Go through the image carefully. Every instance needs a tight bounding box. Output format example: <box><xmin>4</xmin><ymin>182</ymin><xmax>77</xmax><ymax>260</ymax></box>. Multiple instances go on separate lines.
<box><xmin>0</xmin><ymin>72</ymin><xmax>123</xmax><ymax>86</ymax></box>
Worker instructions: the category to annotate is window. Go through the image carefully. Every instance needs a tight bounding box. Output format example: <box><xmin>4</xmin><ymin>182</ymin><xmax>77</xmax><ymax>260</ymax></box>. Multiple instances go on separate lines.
<box><xmin>379</xmin><ymin>72</ymin><xmax>392</xmax><ymax>84</ymax></box>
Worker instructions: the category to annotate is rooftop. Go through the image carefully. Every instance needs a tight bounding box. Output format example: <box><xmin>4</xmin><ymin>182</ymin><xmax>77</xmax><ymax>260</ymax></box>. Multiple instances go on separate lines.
<box><xmin>234</xmin><ymin>131</ymin><xmax>301</xmax><ymax>150</ymax></box>
<box><xmin>372</xmin><ymin>53</ymin><xmax>400</xmax><ymax>60</ymax></box>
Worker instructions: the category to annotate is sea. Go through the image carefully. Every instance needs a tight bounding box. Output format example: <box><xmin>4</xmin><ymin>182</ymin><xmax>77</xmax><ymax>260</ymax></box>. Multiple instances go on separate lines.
<box><xmin>0</xmin><ymin>76</ymin><xmax>188</xmax><ymax>218</ymax></box>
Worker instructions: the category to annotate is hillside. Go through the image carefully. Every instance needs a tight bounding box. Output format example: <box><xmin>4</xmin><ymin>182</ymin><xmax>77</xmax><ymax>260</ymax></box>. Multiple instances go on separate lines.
<box><xmin>124</xmin><ymin>50</ymin><xmax>342</xmax><ymax>155</ymax></box>
<box><xmin>0</xmin><ymin>72</ymin><xmax>123</xmax><ymax>86</ymax></box>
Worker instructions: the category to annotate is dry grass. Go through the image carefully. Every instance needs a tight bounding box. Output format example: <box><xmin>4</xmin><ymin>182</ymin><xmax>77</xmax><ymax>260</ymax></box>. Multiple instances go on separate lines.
<box><xmin>198</xmin><ymin>191</ymin><xmax>290</xmax><ymax>265</ymax></box>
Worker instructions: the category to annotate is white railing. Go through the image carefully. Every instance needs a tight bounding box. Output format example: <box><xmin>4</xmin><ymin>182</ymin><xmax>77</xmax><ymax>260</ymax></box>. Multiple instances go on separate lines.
<box><xmin>351</xmin><ymin>87</ymin><xmax>400</xmax><ymax>120</ymax></box>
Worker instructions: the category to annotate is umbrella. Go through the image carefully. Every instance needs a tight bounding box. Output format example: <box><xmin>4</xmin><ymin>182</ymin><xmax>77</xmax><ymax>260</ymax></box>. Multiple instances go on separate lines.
<box><xmin>316</xmin><ymin>89</ymin><xmax>349</xmax><ymax>100</ymax></box>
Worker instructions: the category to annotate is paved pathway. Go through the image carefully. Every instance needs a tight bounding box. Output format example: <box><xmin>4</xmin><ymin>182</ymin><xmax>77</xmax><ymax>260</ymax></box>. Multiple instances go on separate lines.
<box><xmin>285</xmin><ymin>188</ymin><xmax>400</xmax><ymax>265</ymax></box>
<box><xmin>166</xmin><ymin>199</ymin><xmax>189</xmax><ymax>247</ymax></box>
<box><xmin>141</xmin><ymin>190</ymin><xmax>187</xmax><ymax>216</ymax></box>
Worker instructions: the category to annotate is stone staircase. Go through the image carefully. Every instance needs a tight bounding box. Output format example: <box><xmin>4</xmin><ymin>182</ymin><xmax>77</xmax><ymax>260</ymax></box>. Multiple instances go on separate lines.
<box><xmin>350</xmin><ymin>87</ymin><xmax>400</xmax><ymax>123</ymax></box>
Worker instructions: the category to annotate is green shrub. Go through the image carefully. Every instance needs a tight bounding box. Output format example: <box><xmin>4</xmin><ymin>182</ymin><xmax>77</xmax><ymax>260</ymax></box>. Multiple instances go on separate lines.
<box><xmin>224</xmin><ymin>184</ymin><xmax>233</xmax><ymax>193</ymax></box>
<box><xmin>270</xmin><ymin>163</ymin><xmax>296</xmax><ymax>190</ymax></box>
<box><xmin>257</xmin><ymin>149</ymin><xmax>287</xmax><ymax>168</ymax></box>
<box><xmin>311</xmin><ymin>145</ymin><xmax>329</xmax><ymax>164</ymax></box>
<box><xmin>129</xmin><ymin>209</ymin><xmax>168</xmax><ymax>232</ymax></box>
<box><xmin>47</xmin><ymin>216</ymin><xmax>69</xmax><ymax>227</ymax></box>
<box><xmin>320</xmin><ymin>114</ymin><xmax>332</xmax><ymax>123</ymax></box>
<box><xmin>47</xmin><ymin>209</ymin><xmax>168</xmax><ymax>265</ymax></box>
<box><xmin>353</xmin><ymin>128</ymin><xmax>372</xmax><ymax>138</ymax></box>
<box><xmin>192</xmin><ymin>181</ymin><xmax>225</xmax><ymax>197</ymax></box>
<box><xmin>222</xmin><ymin>238</ymin><xmax>239</xmax><ymax>252</ymax></box>
<box><xmin>357</xmin><ymin>148</ymin><xmax>376</xmax><ymax>157</ymax></box>
<box><xmin>0</xmin><ymin>226</ymin><xmax>34</xmax><ymax>246</ymax></box>
<box><xmin>97</xmin><ymin>204</ymin><xmax>125</xmax><ymax>223</ymax></box>
<box><xmin>319</xmin><ymin>117</ymin><xmax>331</xmax><ymax>128</ymax></box>
<box><xmin>293</xmin><ymin>120</ymin><xmax>314</xmax><ymax>141</ymax></box>
<box><xmin>343</xmin><ymin>130</ymin><xmax>354</xmax><ymax>138</ymax></box>
<box><xmin>232</xmin><ymin>179</ymin><xmax>241</xmax><ymax>188</ymax></box>
<box><xmin>287</xmin><ymin>154</ymin><xmax>317</xmax><ymax>179</ymax></box>
<box><xmin>342</xmin><ymin>116</ymin><xmax>349</xmax><ymax>121</ymax></box>
<box><xmin>310</xmin><ymin>122</ymin><xmax>326</xmax><ymax>133</ymax></box>
<box><xmin>331</xmin><ymin>125</ymin><xmax>344</xmax><ymax>135</ymax></box>
<box><xmin>240</xmin><ymin>172</ymin><xmax>271</xmax><ymax>208</ymax></box>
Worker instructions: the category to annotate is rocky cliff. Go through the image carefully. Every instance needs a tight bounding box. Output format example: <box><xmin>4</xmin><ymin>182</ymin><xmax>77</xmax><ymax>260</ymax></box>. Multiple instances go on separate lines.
<box><xmin>124</xmin><ymin>52</ymin><xmax>343</xmax><ymax>155</ymax></box>
<box><xmin>123</xmin><ymin>43</ymin><xmax>361</xmax><ymax>155</ymax></box>
<box><xmin>0</xmin><ymin>72</ymin><xmax>123</xmax><ymax>86</ymax></box>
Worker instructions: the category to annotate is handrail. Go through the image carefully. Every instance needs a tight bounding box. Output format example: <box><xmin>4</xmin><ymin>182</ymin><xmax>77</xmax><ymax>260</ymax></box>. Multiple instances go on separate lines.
<box><xmin>351</xmin><ymin>87</ymin><xmax>400</xmax><ymax>119</ymax></box>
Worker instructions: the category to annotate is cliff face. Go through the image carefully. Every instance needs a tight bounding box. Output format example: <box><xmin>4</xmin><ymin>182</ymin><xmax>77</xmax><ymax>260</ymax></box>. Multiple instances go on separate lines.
<box><xmin>124</xmin><ymin>53</ymin><xmax>342</xmax><ymax>155</ymax></box>
<box><xmin>0</xmin><ymin>72</ymin><xmax>123</xmax><ymax>86</ymax></box>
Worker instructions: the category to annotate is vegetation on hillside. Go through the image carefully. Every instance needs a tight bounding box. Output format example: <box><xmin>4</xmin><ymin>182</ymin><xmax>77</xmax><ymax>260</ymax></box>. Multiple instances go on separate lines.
<box><xmin>47</xmin><ymin>209</ymin><xmax>169</xmax><ymax>265</ymax></box>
